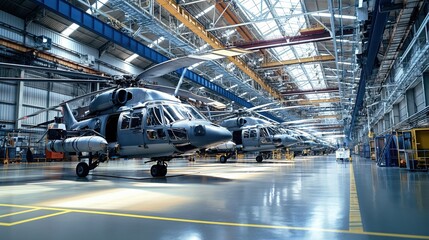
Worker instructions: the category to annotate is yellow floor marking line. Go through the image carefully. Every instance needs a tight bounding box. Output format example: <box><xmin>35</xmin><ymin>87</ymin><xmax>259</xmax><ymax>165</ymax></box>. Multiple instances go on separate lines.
<box><xmin>0</xmin><ymin>204</ymin><xmax>428</xmax><ymax>239</ymax></box>
<box><xmin>0</xmin><ymin>208</ymin><xmax>40</xmax><ymax>218</ymax></box>
<box><xmin>6</xmin><ymin>211</ymin><xmax>71</xmax><ymax>226</ymax></box>
<box><xmin>349</xmin><ymin>163</ymin><xmax>363</xmax><ymax>232</ymax></box>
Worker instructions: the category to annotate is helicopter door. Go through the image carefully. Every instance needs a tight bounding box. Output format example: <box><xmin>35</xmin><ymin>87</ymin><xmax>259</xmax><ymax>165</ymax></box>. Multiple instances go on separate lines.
<box><xmin>243</xmin><ymin>128</ymin><xmax>258</xmax><ymax>147</ymax></box>
<box><xmin>143</xmin><ymin>106</ymin><xmax>169</xmax><ymax>154</ymax></box>
<box><xmin>118</xmin><ymin>111</ymin><xmax>144</xmax><ymax>153</ymax></box>
<box><xmin>232</xmin><ymin>131</ymin><xmax>242</xmax><ymax>145</ymax></box>
<box><xmin>259</xmin><ymin>127</ymin><xmax>272</xmax><ymax>145</ymax></box>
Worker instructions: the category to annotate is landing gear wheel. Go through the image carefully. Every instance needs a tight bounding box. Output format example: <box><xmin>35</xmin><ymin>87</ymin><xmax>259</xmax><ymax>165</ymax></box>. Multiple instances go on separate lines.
<box><xmin>256</xmin><ymin>155</ymin><xmax>263</xmax><ymax>163</ymax></box>
<box><xmin>151</xmin><ymin>164</ymin><xmax>168</xmax><ymax>177</ymax></box>
<box><xmin>220</xmin><ymin>155</ymin><xmax>227</xmax><ymax>163</ymax></box>
<box><xmin>160</xmin><ymin>165</ymin><xmax>167</xmax><ymax>177</ymax></box>
<box><xmin>76</xmin><ymin>162</ymin><xmax>89</xmax><ymax>177</ymax></box>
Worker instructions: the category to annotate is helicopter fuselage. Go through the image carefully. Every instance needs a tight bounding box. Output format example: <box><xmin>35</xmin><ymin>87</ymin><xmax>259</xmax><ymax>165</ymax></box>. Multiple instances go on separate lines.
<box><xmin>66</xmin><ymin>91</ymin><xmax>231</xmax><ymax>160</ymax></box>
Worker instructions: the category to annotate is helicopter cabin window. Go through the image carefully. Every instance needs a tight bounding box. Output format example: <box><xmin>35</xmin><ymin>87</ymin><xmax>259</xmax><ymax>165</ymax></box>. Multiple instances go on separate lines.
<box><xmin>130</xmin><ymin>113</ymin><xmax>143</xmax><ymax>128</ymax></box>
<box><xmin>121</xmin><ymin>113</ymin><xmax>131</xmax><ymax>129</ymax></box>
<box><xmin>249</xmin><ymin>129</ymin><xmax>257</xmax><ymax>138</ymax></box>
<box><xmin>147</xmin><ymin>106</ymin><xmax>163</xmax><ymax>126</ymax></box>
<box><xmin>243</xmin><ymin>130</ymin><xmax>249</xmax><ymax>138</ymax></box>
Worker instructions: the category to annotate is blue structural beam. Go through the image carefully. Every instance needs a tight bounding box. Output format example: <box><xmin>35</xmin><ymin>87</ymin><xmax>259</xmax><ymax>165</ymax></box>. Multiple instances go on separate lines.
<box><xmin>30</xmin><ymin>0</ymin><xmax>283</xmax><ymax>122</ymax></box>
<box><xmin>348</xmin><ymin>0</ymin><xmax>392</xmax><ymax>137</ymax></box>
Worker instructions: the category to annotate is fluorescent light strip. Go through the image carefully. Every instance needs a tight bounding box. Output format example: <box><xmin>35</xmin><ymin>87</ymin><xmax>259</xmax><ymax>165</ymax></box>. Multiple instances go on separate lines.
<box><xmin>311</xmin><ymin>12</ymin><xmax>356</xmax><ymax>20</ymax></box>
<box><xmin>62</xmin><ymin>23</ymin><xmax>80</xmax><ymax>37</ymax></box>
<box><xmin>125</xmin><ymin>53</ymin><xmax>139</xmax><ymax>63</ymax></box>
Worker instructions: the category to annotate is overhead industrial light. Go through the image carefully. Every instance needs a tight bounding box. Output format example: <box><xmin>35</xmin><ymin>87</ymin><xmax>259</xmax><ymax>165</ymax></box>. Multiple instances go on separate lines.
<box><xmin>125</xmin><ymin>53</ymin><xmax>139</xmax><ymax>63</ymax></box>
<box><xmin>62</xmin><ymin>23</ymin><xmax>80</xmax><ymax>37</ymax></box>
<box><xmin>311</xmin><ymin>12</ymin><xmax>357</xmax><ymax>20</ymax></box>
<box><xmin>249</xmin><ymin>96</ymin><xmax>258</xmax><ymax>101</ymax></box>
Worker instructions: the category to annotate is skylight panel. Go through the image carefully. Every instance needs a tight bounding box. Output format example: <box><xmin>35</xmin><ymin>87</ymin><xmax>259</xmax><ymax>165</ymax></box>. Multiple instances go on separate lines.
<box><xmin>62</xmin><ymin>0</ymin><xmax>108</xmax><ymax>37</ymax></box>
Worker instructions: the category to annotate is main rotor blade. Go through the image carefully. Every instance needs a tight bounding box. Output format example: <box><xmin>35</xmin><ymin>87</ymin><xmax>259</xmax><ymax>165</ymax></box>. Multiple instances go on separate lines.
<box><xmin>281</xmin><ymin>119</ymin><xmax>320</xmax><ymax>125</ymax></box>
<box><xmin>18</xmin><ymin>86</ymin><xmax>116</xmax><ymax>121</ymax></box>
<box><xmin>143</xmin><ymin>84</ymin><xmax>226</xmax><ymax>108</ymax></box>
<box><xmin>255</xmin><ymin>105</ymin><xmax>312</xmax><ymax>113</ymax></box>
<box><xmin>0</xmin><ymin>77</ymin><xmax>110</xmax><ymax>83</ymax></box>
<box><xmin>245</xmin><ymin>102</ymin><xmax>277</xmax><ymax>112</ymax></box>
<box><xmin>0</xmin><ymin>62</ymin><xmax>111</xmax><ymax>80</ymax></box>
<box><xmin>136</xmin><ymin>48</ymin><xmax>251</xmax><ymax>81</ymax></box>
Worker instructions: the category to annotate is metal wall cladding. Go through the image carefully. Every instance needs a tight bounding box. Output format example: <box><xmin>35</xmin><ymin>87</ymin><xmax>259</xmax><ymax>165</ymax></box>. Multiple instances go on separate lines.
<box><xmin>23</xmin><ymin>87</ymin><xmax>48</xmax><ymax>108</ymax></box>
<box><xmin>0</xmin><ymin>103</ymin><xmax>16</xmax><ymax>121</ymax></box>
<box><xmin>0</xmin><ymin>83</ymin><xmax>16</xmax><ymax>104</ymax></box>
<box><xmin>399</xmin><ymin>98</ymin><xmax>408</xmax><ymax>122</ymax></box>
<box><xmin>0</xmin><ymin>11</ymin><xmax>24</xmax><ymax>42</ymax></box>
<box><xmin>21</xmin><ymin>106</ymin><xmax>47</xmax><ymax>126</ymax></box>
<box><xmin>100</xmin><ymin>54</ymin><xmax>144</xmax><ymax>76</ymax></box>
<box><xmin>27</xmin><ymin>24</ymin><xmax>99</xmax><ymax>62</ymax></box>
<box><xmin>48</xmin><ymin>110</ymin><xmax>62</xmax><ymax>121</ymax></box>
<box><xmin>414</xmin><ymin>82</ymin><xmax>425</xmax><ymax>112</ymax></box>
<box><xmin>49</xmin><ymin>92</ymin><xmax>73</xmax><ymax>106</ymax></box>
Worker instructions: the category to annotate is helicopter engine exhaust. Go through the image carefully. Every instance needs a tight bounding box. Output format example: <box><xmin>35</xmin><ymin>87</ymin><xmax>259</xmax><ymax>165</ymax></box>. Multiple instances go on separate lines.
<box><xmin>88</xmin><ymin>88</ymin><xmax>132</xmax><ymax>113</ymax></box>
<box><xmin>47</xmin><ymin>136</ymin><xmax>108</xmax><ymax>153</ymax></box>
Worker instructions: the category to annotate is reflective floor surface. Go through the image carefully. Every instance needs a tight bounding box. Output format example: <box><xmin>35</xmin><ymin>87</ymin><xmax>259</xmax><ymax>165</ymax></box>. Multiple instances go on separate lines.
<box><xmin>0</xmin><ymin>155</ymin><xmax>429</xmax><ymax>240</ymax></box>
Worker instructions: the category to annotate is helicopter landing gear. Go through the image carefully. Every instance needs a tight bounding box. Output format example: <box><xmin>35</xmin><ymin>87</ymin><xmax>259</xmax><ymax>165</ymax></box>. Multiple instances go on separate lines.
<box><xmin>75</xmin><ymin>152</ymin><xmax>104</xmax><ymax>177</ymax></box>
<box><xmin>256</xmin><ymin>155</ymin><xmax>263</xmax><ymax>163</ymax></box>
<box><xmin>150</xmin><ymin>161</ymin><xmax>168</xmax><ymax>177</ymax></box>
<box><xmin>219</xmin><ymin>152</ymin><xmax>233</xmax><ymax>163</ymax></box>
<box><xmin>262</xmin><ymin>152</ymin><xmax>271</xmax><ymax>160</ymax></box>
<box><xmin>76</xmin><ymin>162</ymin><xmax>89</xmax><ymax>177</ymax></box>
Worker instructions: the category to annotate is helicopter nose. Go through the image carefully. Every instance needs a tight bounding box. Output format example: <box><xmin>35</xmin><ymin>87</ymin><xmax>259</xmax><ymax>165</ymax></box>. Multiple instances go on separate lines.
<box><xmin>283</xmin><ymin>135</ymin><xmax>298</xmax><ymax>146</ymax></box>
<box><xmin>189</xmin><ymin>124</ymin><xmax>232</xmax><ymax>148</ymax></box>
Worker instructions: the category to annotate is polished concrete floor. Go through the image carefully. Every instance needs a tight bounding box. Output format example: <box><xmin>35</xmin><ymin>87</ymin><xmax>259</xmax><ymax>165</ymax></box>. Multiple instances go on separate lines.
<box><xmin>0</xmin><ymin>155</ymin><xmax>429</xmax><ymax>240</ymax></box>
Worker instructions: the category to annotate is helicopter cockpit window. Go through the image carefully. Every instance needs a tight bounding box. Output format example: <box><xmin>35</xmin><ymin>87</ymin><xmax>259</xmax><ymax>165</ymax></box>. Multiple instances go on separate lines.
<box><xmin>121</xmin><ymin>113</ymin><xmax>131</xmax><ymax>129</ymax></box>
<box><xmin>162</xmin><ymin>105</ymin><xmax>186</xmax><ymax>124</ymax></box>
<box><xmin>168</xmin><ymin>128</ymin><xmax>187</xmax><ymax>141</ymax></box>
<box><xmin>267</xmin><ymin>127</ymin><xmax>278</xmax><ymax>135</ymax></box>
<box><xmin>184</xmin><ymin>105</ymin><xmax>206</xmax><ymax>120</ymax></box>
<box><xmin>260</xmin><ymin>128</ymin><xmax>268</xmax><ymax>137</ymax></box>
<box><xmin>147</xmin><ymin>106</ymin><xmax>163</xmax><ymax>126</ymax></box>
<box><xmin>260</xmin><ymin>128</ymin><xmax>272</xmax><ymax>143</ymax></box>
<box><xmin>130</xmin><ymin>113</ymin><xmax>143</xmax><ymax>128</ymax></box>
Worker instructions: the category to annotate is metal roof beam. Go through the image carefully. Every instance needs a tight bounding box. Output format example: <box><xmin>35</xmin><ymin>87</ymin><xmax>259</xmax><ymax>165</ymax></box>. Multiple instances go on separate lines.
<box><xmin>261</xmin><ymin>55</ymin><xmax>335</xmax><ymax>69</ymax></box>
<box><xmin>156</xmin><ymin>0</ymin><xmax>282</xmax><ymax>100</ymax></box>
<box><xmin>281</xmin><ymin>88</ymin><xmax>339</xmax><ymax>96</ymax></box>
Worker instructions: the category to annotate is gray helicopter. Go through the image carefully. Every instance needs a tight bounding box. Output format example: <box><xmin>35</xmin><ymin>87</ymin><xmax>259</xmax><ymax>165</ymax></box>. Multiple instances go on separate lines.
<box><xmin>206</xmin><ymin>116</ymin><xmax>298</xmax><ymax>163</ymax></box>
<box><xmin>50</xmin><ymin>87</ymin><xmax>232</xmax><ymax>177</ymax></box>
<box><xmin>10</xmin><ymin>48</ymin><xmax>251</xmax><ymax>177</ymax></box>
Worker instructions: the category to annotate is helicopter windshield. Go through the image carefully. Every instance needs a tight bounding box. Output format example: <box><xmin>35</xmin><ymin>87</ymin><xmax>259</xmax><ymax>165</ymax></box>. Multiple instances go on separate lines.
<box><xmin>184</xmin><ymin>105</ymin><xmax>206</xmax><ymax>120</ymax></box>
<box><xmin>162</xmin><ymin>104</ymin><xmax>206</xmax><ymax>123</ymax></box>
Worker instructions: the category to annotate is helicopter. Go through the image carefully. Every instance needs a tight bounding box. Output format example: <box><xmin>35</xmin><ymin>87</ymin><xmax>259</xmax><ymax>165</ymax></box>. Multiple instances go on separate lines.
<box><xmin>206</xmin><ymin>116</ymin><xmax>298</xmax><ymax>163</ymax></box>
<box><xmin>8</xmin><ymin>48</ymin><xmax>252</xmax><ymax>177</ymax></box>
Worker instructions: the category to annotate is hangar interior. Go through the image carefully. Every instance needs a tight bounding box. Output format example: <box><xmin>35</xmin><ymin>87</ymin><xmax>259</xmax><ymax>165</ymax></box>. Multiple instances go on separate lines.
<box><xmin>1</xmin><ymin>0</ymin><xmax>429</xmax><ymax>239</ymax></box>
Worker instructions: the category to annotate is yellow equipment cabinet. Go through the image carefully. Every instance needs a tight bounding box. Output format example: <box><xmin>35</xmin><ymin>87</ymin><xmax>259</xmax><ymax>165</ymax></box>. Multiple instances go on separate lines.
<box><xmin>410</xmin><ymin>128</ymin><xmax>429</xmax><ymax>169</ymax></box>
